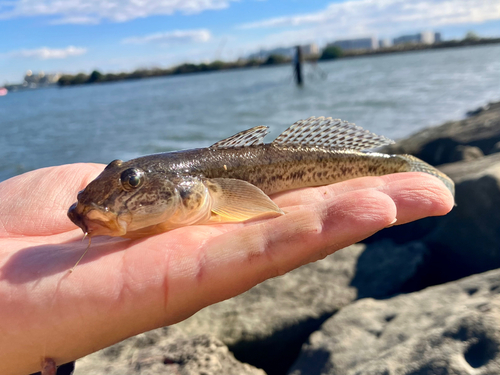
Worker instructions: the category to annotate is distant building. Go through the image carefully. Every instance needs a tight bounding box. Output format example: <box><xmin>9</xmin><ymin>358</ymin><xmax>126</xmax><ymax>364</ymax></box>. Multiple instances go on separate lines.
<box><xmin>393</xmin><ymin>34</ymin><xmax>420</xmax><ymax>45</ymax></box>
<box><xmin>379</xmin><ymin>39</ymin><xmax>393</xmax><ymax>48</ymax></box>
<box><xmin>301</xmin><ymin>43</ymin><xmax>319</xmax><ymax>56</ymax></box>
<box><xmin>393</xmin><ymin>31</ymin><xmax>436</xmax><ymax>45</ymax></box>
<box><xmin>328</xmin><ymin>37</ymin><xmax>378</xmax><ymax>51</ymax></box>
<box><xmin>420</xmin><ymin>31</ymin><xmax>435</xmax><ymax>44</ymax></box>
<box><xmin>24</xmin><ymin>70</ymin><xmax>61</xmax><ymax>87</ymax></box>
<box><xmin>434</xmin><ymin>32</ymin><xmax>442</xmax><ymax>43</ymax></box>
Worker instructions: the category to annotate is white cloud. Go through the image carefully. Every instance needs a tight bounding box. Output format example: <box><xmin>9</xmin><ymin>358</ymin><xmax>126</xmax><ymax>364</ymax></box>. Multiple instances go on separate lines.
<box><xmin>123</xmin><ymin>29</ymin><xmax>212</xmax><ymax>45</ymax></box>
<box><xmin>239</xmin><ymin>0</ymin><xmax>500</xmax><ymax>31</ymax></box>
<box><xmin>49</xmin><ymin>16</ymin><xmax>100</xmax><ymax>25</ymax></box>
<box><xmin>232</xmin><ymin>0</ymin><xmax>500</xmax><ymax>53</ymax></box>
<box><xmin>0</xmin><ymin>0</ymin><xmax>237</xmax><ymax>23</ymax></box>
<box><xmin>8</xmin><ymin>46</ymin><xmax>87</xmax><ymax>59</ymax></box>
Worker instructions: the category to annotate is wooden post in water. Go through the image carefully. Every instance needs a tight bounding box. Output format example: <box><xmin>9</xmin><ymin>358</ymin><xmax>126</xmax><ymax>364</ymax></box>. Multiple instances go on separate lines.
<box><xmin>294</xmin><ymin>45</ymin><xmax>303</xmax><ymax>86</ymax></box>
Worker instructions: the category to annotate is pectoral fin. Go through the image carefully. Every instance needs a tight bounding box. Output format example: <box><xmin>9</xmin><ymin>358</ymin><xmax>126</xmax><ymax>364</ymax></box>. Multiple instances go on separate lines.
<box><xmin>205</xmin><ymin>178</ymin><xmax>284</xmax><ymax>222</ymax></box>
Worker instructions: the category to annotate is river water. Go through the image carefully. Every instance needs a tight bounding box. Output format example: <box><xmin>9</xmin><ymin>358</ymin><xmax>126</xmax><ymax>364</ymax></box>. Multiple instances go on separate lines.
<box><xmin>0</xmin><ymin>44</ymin><xmax>499</xmax><ymax>182</ymax></box>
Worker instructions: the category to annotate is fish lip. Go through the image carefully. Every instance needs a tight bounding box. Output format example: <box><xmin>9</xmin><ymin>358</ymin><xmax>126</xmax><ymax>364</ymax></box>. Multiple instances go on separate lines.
<box><xmin>68</xmin><ymin>202</ymin><xmax>89</xmax><ymax>233</ymax></box>
<box><xmin>67</xmin><ymin>202</ymin><xmax>130</xmax><ymax>237</ymax></box>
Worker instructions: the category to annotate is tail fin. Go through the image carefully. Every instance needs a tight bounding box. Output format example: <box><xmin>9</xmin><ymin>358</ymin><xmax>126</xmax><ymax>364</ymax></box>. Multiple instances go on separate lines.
<box><xmin>398</xmin><ymin>154</ymin><xmax>455</xmax><ymax>196</ymax></box>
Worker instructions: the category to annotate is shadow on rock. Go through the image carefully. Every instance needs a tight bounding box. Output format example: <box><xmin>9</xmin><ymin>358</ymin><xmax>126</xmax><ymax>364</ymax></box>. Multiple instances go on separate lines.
<box><xmin>229</xmin><ymin>312</ymin><xmax>333</xmax><ymax>375</ymax></box>
<box><xmin>350</xmin><ymin>241</ymin><xmax>430</xmax><ymax>299</ymax></box>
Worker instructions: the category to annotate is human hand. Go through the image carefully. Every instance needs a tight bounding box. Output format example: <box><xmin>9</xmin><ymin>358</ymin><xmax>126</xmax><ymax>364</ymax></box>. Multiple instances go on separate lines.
<box><xmin>0</xmin><ymin>164</ymin><xmax>454</xmax><ymax>374</ymax></box>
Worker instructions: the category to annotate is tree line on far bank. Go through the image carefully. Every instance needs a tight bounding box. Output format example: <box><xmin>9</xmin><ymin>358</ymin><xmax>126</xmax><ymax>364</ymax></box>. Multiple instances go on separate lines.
<box><xmin>57</xmin><ymin>48</ymin><xmax>342</xmax><ymax>87</ymax></box>
<box><xmin>57</xmin><ymin>55</ymin><xmax>290</xmax><ymax>86</ymax></box>
<box><xmin>59</xmin><ymin>34</ymin><xmax>498</xmax><ymax>87</ymax></box>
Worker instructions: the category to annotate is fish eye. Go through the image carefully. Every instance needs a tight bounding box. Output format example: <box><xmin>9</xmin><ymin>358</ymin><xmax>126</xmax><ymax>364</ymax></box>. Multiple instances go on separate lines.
<box><xmin>120</xmin><ymin>168</ymin><xmax>144</xmax><ymax>190</ymax></box>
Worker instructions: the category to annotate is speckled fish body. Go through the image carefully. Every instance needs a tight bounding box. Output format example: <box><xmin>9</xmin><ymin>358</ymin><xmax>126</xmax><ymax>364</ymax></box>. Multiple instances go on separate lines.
<box><xmin>68</xmin><ymin>117</ymin><xmax>454</xmax><ymax>238</ymax></box>
<box><xmin>110</xmin><ymin>146</ymin><xmax>413</xmax><ymax>195</ymax></box>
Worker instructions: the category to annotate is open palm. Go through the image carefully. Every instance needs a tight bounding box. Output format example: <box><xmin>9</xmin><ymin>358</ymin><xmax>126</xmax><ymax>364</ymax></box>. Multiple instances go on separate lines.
<box><xmin>0</xmin><ymin>163</ymin><xmax>453</xmax><ymax>375</ymax></box>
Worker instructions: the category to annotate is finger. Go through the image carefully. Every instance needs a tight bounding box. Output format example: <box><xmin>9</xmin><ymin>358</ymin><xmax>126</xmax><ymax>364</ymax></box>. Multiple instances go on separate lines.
<box><xmin>272</xmin><ymin>172</ymin><xmax>454</xmax><ymax>219</ymax></box>
<box><xmin>374</xmin><ymin>173</ymin><xmax>454</xmax><ymax>225</ymax></box>
<box><xmin>0</xmin><ymin>163</ymin><xmax>105</xmax><ymax>237</ymax></box>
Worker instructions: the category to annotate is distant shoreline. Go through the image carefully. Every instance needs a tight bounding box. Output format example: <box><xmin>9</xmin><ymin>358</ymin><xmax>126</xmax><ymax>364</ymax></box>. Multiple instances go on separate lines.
<box><xmin>4</xmin><ymin>37</ymin><xmax>499</xmax><ymax>91</ymax></box>
<box><xmin>339</xmin><ymin>37</ymin><xmax>500</xmax><ymax>58</ymax></box>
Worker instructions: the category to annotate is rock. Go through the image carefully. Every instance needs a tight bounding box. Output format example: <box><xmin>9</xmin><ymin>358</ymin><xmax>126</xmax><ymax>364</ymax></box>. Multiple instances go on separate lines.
<box><xmin>366</xmin><ymin>152</ymin><xmax>500</xmax><ymax>285</ymax></box>
<box><xmin>425</xmin><ymin>153</ymin><xmax>500</xmax><ymax>277</ymax></box>
<box><xmin>350</xmin><ymin>240</ymin><xmax>429</xmax><ymax>298</ymax></box>
<box><xmin>384</xmin><ymin>101</ymin><xmax>500</xmax><ymax>165</ymax></box>
<box><xmin>175</xmin><ymin>244</ymin><xmax>364</xmax><ymax>374</ymax></box>
<box><xmin>440</xmin><ymin>151</ymin><xmax>500</xmax><ymax>180</ymax></box>
<box><xmin>289</xmin><ymin>269</ymin><xmax>500</xmax><ymax>375</ymax></box>
<box><xmin>175</xmin><ymin>242</ymin><xmax>429</xmax><ymax>374</ymax></box>
<box><xmin>466</xmin><ymin>104</ymin><xmax>490</xmax><ymax>117</ymax></box>
<box><xmin>450</xmin><ymin>145</ymin><xmax>484</xmax><ymax>162</ymax></box>
<box><xmin>74</xmin><ymin>326</ymin><xmax>265</xmax><ymax>375</ymax></box>
<box><xmin>490</xmin><ymin>141</ymin><xmax>500</xmax><ymax>154</ymax></box>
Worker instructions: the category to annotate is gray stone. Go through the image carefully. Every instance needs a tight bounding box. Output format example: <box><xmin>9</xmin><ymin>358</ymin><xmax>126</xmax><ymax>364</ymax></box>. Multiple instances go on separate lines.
<box><xmin>384</xmin><ymin>101</ymin><xmax>500</xmax><ymax>165</ymax></box>
<box><xmin>428</xmin><ymin>153</ymin><xmax>500</xmax><ymax>276</ymax></box>
<box><xmin>450</xmin><ymin>145</ymin><xmax>484</xmax><ymax>162</ymax></box>
<box><xmin>351</xmin><ymin>240</ymin><xmax>429</xmax><ymax>299</ymax></box>
<box><xmin>367</xmin><ymin>152</ymin><xmax>500</xmax><ymax>284</ymax></box>
<box><xmin>440</xmin><ymin>151</ymin><xmax>500</xmax><ymax>182</ymax></box>
<box><xmin>490</xmin><ymin>141</ymin><xmax>500</xmax><ymax>154</ymax></box>
<box><xmin>74</xmin><ymin>326</ymin><xmax>265</xmax><ymax>375</ymax></box>
<box><xmin>289</xmin><ymin>269</ymin><xmax>500</xmax><ymax>375</ymax></box>
<box><xmin>466</xmin><ymin>104</ymin><xmax>490</xmax><ymax>117</ymax></box>
<box><xmin>175</xmin><ymin>241</ymin><xmax>429</xmax><ymax>373</ymax></box>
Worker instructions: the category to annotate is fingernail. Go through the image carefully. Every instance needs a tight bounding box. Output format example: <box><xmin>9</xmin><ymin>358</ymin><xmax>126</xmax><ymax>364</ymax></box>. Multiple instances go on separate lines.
<box><xmin>385</xmin><ymin>218</ymin><xmax>397</xmax><ymax>228</ymax></box>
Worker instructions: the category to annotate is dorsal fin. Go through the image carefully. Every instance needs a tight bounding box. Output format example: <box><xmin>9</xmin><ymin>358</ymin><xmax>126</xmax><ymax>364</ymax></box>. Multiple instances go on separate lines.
<box><xmin>210</xmin><ymin>126</ymin><xmax>269</xmax><ymax>149</ymax></box>
<box><xmin>272</xmin><ymin>116</ymin><xmax>394</xmax><ymax>151</ymax></box>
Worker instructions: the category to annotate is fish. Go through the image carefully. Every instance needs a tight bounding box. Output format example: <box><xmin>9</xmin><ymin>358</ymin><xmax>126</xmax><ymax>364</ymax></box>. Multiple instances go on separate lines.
<box><xmin>68</xmin><ymin>116</ymin><xmax>454</xmax><ymax>239</ymax></box>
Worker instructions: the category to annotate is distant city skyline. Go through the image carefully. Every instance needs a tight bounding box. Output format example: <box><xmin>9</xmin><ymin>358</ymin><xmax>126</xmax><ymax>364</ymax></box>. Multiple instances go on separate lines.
<box><xmin>1</xmin><ymin>0</ymin><xmax>500</xmax><ymax>84</ymax></box>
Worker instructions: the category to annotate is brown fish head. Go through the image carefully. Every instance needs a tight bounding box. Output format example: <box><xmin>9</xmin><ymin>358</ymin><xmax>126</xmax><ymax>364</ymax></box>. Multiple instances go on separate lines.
<box><xmin>68</xmin><ymin>159</ymin><xmax>180</xmax><ymax>237</ymax></box>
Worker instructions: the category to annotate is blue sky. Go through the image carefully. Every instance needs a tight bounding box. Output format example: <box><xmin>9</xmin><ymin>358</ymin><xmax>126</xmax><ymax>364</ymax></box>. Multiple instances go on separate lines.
<box><xmin>1</xmin><ymin>0</ymin><xmax>499</xmax><ymax>84</ymax></box>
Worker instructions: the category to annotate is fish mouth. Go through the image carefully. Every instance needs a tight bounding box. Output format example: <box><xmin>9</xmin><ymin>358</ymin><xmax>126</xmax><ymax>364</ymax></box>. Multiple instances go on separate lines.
<box><xmin>67</xmin><ymin>202</ymin><xmax>130</xmax><ymax>237</ymax></box>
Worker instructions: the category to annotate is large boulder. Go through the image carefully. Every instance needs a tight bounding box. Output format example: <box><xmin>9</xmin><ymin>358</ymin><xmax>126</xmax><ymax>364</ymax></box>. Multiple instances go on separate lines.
<box><xmin>74</xmin><ymin>326</ymin><xmax>265</xmax><ymax>375</ymax></box>
<box><xmin>289</xmin><ymin>268</ymin><xmax>500</xmax><ymax>375</ymax></box>
<box><xmin>384</xmin><ymin>101</ymin><xmax>500</xmax><ymax>165</ymax></box>
<box><xmin>350</xmin><ymin>240</ymin><xmax>429</xmax><ymax>298</ymax></box>
<box><xmin>450</xmin><ymin>145</ymin><xmax>484</xmax><ymax>163</ymax></box>
<box><xmin>175</xmin><ymin>241</ymin><xmax>429</xmax><ymax>374</ymax></box>
<box><xmin>427</xmin><ymin>153</ymin><xmax>500</xmax><ymax>276</ymax></box>
<box><xmin>366</xmin><ymin>152</ymin><xmax>500</xmax><ymax>285</ymax></box>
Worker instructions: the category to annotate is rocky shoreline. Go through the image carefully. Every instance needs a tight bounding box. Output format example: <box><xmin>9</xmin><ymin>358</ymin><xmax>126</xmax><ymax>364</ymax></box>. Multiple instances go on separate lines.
<box><xmin>69</xmin><ymin>102</ymin><xmax>500</xmax><ymax>374</ymax></box>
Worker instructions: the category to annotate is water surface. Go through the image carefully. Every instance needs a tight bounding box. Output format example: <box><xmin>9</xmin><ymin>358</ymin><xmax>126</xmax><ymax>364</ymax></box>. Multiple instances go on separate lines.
<box><xmin>0</xmin><ymin>44</ymin><xmax>499</xmax><ymax>181</ymax></box>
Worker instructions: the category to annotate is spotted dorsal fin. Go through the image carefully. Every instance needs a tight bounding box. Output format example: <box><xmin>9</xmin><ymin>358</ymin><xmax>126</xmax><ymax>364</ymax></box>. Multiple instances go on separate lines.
<box><xmin>210</xmin><ymin>126</ymin><xmax>269</xmax><ymax>149</ymax></box>
<box><xmin>272</xmin><ymin>116</ymin><xmax>394</xmax><ymax>151</ymax></box>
